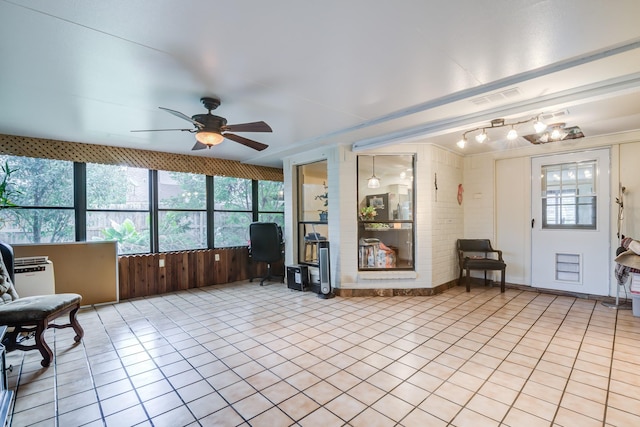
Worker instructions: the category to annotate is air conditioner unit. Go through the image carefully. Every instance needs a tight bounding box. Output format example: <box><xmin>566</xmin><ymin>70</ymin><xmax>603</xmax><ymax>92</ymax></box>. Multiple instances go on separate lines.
<box><xmin>14</xmin><ymin>256</ymin><xmax>55</xmax><ymax>297</ymax></box>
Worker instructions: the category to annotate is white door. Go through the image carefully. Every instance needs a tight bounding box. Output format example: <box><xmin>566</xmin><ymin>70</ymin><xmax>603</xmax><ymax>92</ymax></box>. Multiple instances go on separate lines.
<box><xmin>531</xmin><ymin>149</ymin><xmax>610</xmax><ymax>295</ymax></box>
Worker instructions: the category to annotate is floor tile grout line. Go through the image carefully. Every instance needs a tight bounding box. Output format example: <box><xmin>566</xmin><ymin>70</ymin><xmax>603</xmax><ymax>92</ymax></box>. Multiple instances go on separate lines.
<box><xmin>603</xmin><ymin>306</ymin><xmax>619</xmax><ymax>425</ymax></box>
<box><xmin>324</xmin><ymin>289</ymin><xmax>528</xmax><ymax>425</ymax></box>
<box><xmin>501</xmin><ymin>296</ymin><xmax>600</xmax><ymax>425</ymax></box>
<box><xmin>116</xmin><ymin>292</ymin><xmax>254</xmax><ymax>425</ymax></box>
<box><xmin>418</xmin><ymin>289</ymin><xmax>545</xmax><ymax>425</ymax></box>
<box><xmin>7</xmin><ymin>283</ymin><xmax>640</xmax><ymax>427</ymax></box>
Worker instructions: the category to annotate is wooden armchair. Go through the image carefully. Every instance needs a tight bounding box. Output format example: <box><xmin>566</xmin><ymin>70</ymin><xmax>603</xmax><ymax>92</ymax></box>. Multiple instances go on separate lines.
<box><xmin>457</xmin><ymin>239</ymin><xmax>506</xmax><ymax>293</ymax></box>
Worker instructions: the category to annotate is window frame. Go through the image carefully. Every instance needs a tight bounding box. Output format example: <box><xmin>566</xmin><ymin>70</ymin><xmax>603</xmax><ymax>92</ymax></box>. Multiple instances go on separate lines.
<box><xmin>0</xmin><ymin>155</ymin><xmax>283</xmax><ymax>254</ymax></box>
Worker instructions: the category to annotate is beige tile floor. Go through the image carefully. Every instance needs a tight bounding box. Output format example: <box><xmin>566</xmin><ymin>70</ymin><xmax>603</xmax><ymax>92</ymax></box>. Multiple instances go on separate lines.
<box><xmin>5</xmin><ymin>282</ymin><xmax>640</xmax><ymax>426</ymax></box>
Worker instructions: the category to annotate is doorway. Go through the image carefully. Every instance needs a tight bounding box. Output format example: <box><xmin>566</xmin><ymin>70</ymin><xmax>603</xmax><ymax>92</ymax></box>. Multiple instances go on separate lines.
<box><xmin>531</xmin><ymin>149</ymin><xmax>610</xmax><ymax>295</ymax></box>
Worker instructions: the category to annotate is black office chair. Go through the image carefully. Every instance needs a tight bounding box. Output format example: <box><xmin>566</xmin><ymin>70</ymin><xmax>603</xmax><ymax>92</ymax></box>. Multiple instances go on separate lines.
<box><xmin>249</xmin><ymin>222</ymin><xmax>284</xmax><ymax>286</ymax></box>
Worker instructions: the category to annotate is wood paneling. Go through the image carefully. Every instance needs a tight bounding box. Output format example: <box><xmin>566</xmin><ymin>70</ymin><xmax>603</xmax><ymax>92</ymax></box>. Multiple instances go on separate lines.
<box><xmin>117</xmin><ymin>247</ymin><xmax>284</xmax><ymax>300</ymax></box>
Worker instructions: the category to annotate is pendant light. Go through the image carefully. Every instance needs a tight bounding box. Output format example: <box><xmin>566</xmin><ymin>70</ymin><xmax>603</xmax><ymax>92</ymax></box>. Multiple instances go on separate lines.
<box><xmin>367</xmin><ymin>156</ymin><xmax>380</xmax><ymax>189</ymax></box>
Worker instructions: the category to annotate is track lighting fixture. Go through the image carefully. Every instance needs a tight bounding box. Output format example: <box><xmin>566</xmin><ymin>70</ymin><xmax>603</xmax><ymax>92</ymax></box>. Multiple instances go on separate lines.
<box><xmin>457</xmin><ymin>115</ymin><xmax>547</xmax><ymax>149</ymax></box>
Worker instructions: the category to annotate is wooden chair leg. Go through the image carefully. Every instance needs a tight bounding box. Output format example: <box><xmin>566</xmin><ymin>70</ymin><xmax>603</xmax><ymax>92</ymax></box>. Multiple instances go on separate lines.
<box><xmin>500</xmin><ymin>268</ymin><xmax>505</xmax><ymax>293</ymax></box>
<box><xmin>70</xmin><ymin>306</ymin><xmax>84</xmax><ymax>342</ymax></box>
<box><xmin>466</xmin><ymin>267</ymin><xmax>471</xmax><ymax>292</ymax></box>
<box><xmin>34</xmin><ymin>320</ymin><xmax>53</xmax><ymax>367</ymax></box>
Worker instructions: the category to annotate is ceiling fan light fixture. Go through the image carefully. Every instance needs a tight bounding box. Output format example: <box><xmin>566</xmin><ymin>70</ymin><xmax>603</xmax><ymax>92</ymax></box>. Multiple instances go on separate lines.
<box><xmin>457</xmin><ymin>136</ymin><xmax>467</xmax><ymax>149</ymax></box>
<box><xmin>196</xmin><ymin>131</ymin><xmax>225</xmax><ymax>146</ymax></box>
<box><xmin>507</xmin><ymin>127</ymin><xmax>518</xmax><ymax>140</ymax></box>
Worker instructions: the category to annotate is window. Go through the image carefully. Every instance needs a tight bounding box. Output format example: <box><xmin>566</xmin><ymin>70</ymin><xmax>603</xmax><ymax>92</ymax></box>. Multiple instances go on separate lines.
<box><xmin>257</xmin><ymin>180</ymin><xmax>284</xmax><ymax>227</ymax></box>
<box><xmin>158</xmin><ymin>171</ymin><xmax>207</xmax><ymax>252</ymax></box>
<box><xmin>86</xmin><ymin>163</ymin><xmax>150</xmax><ymax>254</ymax></box>
<box><xmin>296</xmin><ymin>161</ymin><xmax>328</xmax><ymax>265</ymax></box>
<box><xmin>214</xmin><ymin>176</ymin><xmax>252</xmax><ymax>247</ymax></box>
<box><xmin>0</xmin><ymin>156</ymin><xmax>74</xmax><ymax>244</ymax></box>
<box><xmin>0</xmin><ymin>155</ymin><xmax>283</xmax><ymax>253</ymax></box>
<box><xmin>357</xmin><ymin>155</ymin><xmax>415</xmax><ymax>270</ymax></box>
<box><xmin>542</xmin><ymin>161</ymin><xmax>596</xmax><ymax>229</ymax></box>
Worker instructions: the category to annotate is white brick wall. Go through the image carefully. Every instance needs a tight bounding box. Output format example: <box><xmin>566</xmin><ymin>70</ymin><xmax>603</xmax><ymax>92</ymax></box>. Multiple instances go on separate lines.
<box><xmin>430</xmin><ymin>146</ymin><xmax>464</xmax><ymax>286</ymax></box>
<box><xmin>284</xmin><ymin>131</ymin><xmax>640</xmax><ymax>296</ymax></box>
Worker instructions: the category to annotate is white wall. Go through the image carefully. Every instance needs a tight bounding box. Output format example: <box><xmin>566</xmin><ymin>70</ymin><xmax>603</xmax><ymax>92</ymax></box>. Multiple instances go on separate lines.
<box><xmin>283</xmin><ymin>128</ymin><xmax>640</xmax><ymax>295</ymax></box>
<box><xmin>283</xmin><ymin>142</ymin><xmax>465</xmax><ymax>290</ymax></box>
<box><xmin>496</xmin><ymin>157</ymin><xmax>530</xmax><ymax>285</ymax></box>
<box><xmin>466</xmin><ymin>130</ymin><xmax>640</xmax><ymax>296</ymax></box>
<box><xmin>430</xmin><ymin>146</ymin><xmax>464</xmax><ymax>287</ymax></box>
<box><xmin>620</xmin><ymin>142</ymin><xmax>640</xmax><ymax>240</ymax></box>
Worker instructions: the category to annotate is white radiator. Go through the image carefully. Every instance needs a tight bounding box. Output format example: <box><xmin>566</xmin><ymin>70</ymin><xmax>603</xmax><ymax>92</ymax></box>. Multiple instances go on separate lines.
<box><xmin>14</xmin><ymin>256</ymin><xmax>55</xmax><ymax>297</ymax></box>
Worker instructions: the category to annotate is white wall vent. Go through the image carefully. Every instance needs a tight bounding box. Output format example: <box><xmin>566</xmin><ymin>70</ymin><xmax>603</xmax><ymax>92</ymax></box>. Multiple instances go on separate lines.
<box><xmin>540</xmin><ymin>110</ymin><xmax>569</xmax><ymax>121</ymax></box>
<box><xmin>470</xmin><ymin>87</ymin><xmax>521</xmax><ymax>105</ymax></box>
<box><xmin>556</xmin><ymin>253</ymin><xmax>581</xmax><ymax>283</ymax></box>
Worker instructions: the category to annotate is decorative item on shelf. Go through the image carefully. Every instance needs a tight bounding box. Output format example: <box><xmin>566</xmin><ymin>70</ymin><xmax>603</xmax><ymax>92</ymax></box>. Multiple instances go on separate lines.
<box><xmin>359</xmin><ymin>206</ymin><xmax>377</xmax><ymax>221</ymax></box>
<box><xmin>315</xmin><ymin>183</ymin><xmax>328</xmax><ymax>221</ymax></box>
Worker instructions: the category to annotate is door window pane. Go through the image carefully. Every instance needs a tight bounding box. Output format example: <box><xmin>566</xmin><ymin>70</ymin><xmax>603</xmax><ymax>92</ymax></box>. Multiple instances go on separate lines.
<box><xmin>541</xmin><ymin>160</ymin><xmax>596</xmax><ymax>229</ymax></box>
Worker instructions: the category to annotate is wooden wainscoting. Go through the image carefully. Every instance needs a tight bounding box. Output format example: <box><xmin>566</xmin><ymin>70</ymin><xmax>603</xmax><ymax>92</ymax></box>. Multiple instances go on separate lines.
<box><xmin>118</xmin><ymin>247</ymin><xmax>284</xmax><ymax>300</ymax></box>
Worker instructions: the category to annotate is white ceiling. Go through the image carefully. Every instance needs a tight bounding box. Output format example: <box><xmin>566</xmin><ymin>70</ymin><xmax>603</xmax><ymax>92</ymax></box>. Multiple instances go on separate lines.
<box><xmin>1</xmin><ymin>0</ymin><xmax>640</xmax><ymax>168</ymax></box>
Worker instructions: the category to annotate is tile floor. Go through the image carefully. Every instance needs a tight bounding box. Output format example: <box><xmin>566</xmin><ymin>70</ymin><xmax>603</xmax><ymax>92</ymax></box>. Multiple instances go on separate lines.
<box><xmin>5</xmin><ymin>282</ymin><xmax>640</xmax><ymax>426</ymax></box>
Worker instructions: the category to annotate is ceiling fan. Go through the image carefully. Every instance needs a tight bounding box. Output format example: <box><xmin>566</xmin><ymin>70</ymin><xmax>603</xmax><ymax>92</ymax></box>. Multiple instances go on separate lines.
<box><xmin>132</xmin><ymin>97</ymin><xmax>272</xmax><ymax>151</ymax></box>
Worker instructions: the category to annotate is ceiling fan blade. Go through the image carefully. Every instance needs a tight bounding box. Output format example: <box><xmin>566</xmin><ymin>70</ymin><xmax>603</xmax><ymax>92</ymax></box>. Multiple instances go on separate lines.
<box><xmin>224</xmin><ymin>133</ymin><xmax>269</xmax><ymax>151</ymax></box>
<box><xmin>191</xmin><ymin>141</ymin><xmax>209</xmax><ymax>150</ymax></box>
<box><xmin>224</xmin><ymin>121</ymin><xmax>272</xmax><ymax>133</ymax></box>
<box><xmin>131</xmin><ymin>128</ymin><xmax>194</xmax><ymax>132</ymax></box>
<box><xmin>159</xmin><ymin>107</ymin><xmax>204</xmax><ymax>127</ymax></box>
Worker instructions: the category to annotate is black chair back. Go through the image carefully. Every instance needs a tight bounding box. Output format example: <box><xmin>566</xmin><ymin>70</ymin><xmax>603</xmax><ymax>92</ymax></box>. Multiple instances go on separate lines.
<box><xmin>0</xmin><ymin>242</ymin><xmax>14</xmax><ymax>283</ymax></box>
<box><xmin>249</xmin><ymin>222</ymin><xmax>283</xmax><ymax>263</ymax></box>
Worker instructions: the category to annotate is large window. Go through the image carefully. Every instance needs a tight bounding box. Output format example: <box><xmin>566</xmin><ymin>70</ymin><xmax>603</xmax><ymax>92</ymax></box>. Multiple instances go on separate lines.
<box><xmin>213</xmin><ymin>176</ymin><xmax>253</xmax><ymax>248</ymax></box>
<box><xmin>158</xmin><ymin>171</ymin><xmax>207</xmax><ymax>252</ymax></box>
<box><xmin>357</xmin><ymin>155</ymin><xmax>415</xmax><ymax>270</ymax></box>
<box><xmin>0</xmin><ymin>156</ymin><xmax>74</xmax><ymax>244</ymax></box>
<box><xmin>258</xmin><ymin>180</ymin><xmax>284</xmax><ymax>227</ymax></box>
<box><xmin>86</xmin><ymin>164</ymin><xmax>150</xmax><ymax>254</ymax></box>
<box><xmin>0</xmin><ymin>155</ymin><xmax>282</xmax><ymax>254</ymax></box>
